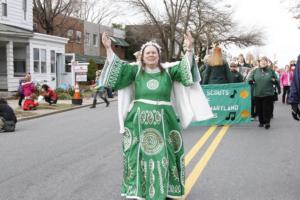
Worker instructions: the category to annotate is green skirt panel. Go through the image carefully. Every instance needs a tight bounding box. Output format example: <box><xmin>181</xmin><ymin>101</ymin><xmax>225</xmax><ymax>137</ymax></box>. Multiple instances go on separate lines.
<box><xmin>121</xmin><ymin>102</ymin><xmax>185</xmax><ymax>200</ymax></box>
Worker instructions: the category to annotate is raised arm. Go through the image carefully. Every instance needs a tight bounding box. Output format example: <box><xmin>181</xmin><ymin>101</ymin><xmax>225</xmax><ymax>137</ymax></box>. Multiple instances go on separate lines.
<box><xmin>99</xmin><ymin>32</ymin><xmax>138</xmax><ymax>90</ymax></box>
<box><xmin>168</xmin><ymin>31</ymin><xmax>202</xmax><ymax>86</ymax></box>
<box><xmin>102</xmin><ymin>32</ymin><xmax>114</xmax><ymax>60</ymax></box>
<box><xmin>183</xmin><ymin>31</ymin><xmax>194</xmax><ymax>53</ymax></box>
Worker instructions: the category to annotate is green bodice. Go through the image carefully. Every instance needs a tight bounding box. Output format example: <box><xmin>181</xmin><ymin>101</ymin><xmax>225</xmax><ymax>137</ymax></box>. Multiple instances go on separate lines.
<box><xmin>134</xmin><ymin>71</ymin><xmax>172</xmax><ymax>102</ymax></box>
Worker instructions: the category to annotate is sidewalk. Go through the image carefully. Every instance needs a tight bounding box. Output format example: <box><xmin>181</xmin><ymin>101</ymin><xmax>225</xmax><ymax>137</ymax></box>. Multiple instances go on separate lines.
<box><xmin>7</xmin><ymin>97</ymin><xmax>117</xmax><ymax>121</ymax></box>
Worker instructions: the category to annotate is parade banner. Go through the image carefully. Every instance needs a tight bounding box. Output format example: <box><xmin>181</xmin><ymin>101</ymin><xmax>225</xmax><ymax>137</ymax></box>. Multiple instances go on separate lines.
<box><xmin>192</xmin><ymin>82</ymin><xmax>251</xmax><ymax>126</ymax></box>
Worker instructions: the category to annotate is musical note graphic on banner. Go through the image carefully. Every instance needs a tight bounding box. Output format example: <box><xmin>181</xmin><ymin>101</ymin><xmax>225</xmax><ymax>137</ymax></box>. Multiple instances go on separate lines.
<box><xmin>225</xmin><ymin>112</ymin><xmax>236</xmax><ymax>120</ymax></box>
<box><xmin>230</xmin><ymin>90</ymin><xmax>237</xmax><ymax>98</ymax></box>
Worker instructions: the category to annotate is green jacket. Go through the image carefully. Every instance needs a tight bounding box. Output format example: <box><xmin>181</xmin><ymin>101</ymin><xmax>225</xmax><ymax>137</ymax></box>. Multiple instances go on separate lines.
<box><xmin>247</xmin><ymin>67</ymin><xmax>278</xmax><ymax>97</ymax></box>
<box><xmin>202</xmin><ymin>63</ymin><xmax>233</xmax><ymax>84</ymax></box>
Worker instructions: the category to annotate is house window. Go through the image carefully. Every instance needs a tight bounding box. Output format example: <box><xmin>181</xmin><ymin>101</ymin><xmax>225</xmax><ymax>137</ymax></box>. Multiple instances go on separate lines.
<box><xmin>50</xmin><ymin>50</ymin><xmax>56</xmax><ymax>73</ymax></box>
<box><xmin>85</xmin><ymin>32</ymin><xmax>90</xmax><ymax>46</ymax></box>
<box><xmin>33</xmin><ymin>48</ymin><xmax>40</xmax><ymax>73</ymax></box>
<box><xmin>2</xmin><ymin>0</ymin><xmax>7</xmax><ymax>17</ymax></box>
<box><xmin>93</xmin><ymin>34</ymin><xmax>98</xmax><ymax>46</ymax></box>
<box><xmin>13</xmin><ymin>47</ymin><xmax>26</xmax><ymax>76</ymax></box>
<box><xmin>41</xmin><ymin>49</ymin><xmax>47</xmax><ymax>73</ymax></box>
<box><xmin>14</xmin><ymin>60</ymin><xmax>26</xmax><ymax>75</ymax></box>
<box><xmin>76</xmin><ymin>31</ymin><xmax>82</xmax><ymax>43</ymax></box>
<box><xmin>23</xmin><ymin>0</ymin><xmax>27</xmax><ymax>20</ymax></box>
<box><xmin>67</xmin><ymin>30</ymin><xmax>73</xmax><ymax>39</ymax></box>
<box><xmin>65</xmin><ymin>55</ymin><xmax>73</xmax><ymax>73</ymax></box>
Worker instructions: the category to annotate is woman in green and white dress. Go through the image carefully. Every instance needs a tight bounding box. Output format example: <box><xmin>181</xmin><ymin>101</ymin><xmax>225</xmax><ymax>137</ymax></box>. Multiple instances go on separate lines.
<box><xmin>101</xmin><ymin>32</ymin><xmax>212</xmax><ymax>200</ymax></box>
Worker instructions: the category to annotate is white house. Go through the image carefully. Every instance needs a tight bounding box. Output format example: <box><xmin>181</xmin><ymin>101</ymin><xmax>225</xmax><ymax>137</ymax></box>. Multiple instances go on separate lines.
<box><xmin>0</xmin><ymin>0</ymin><xmax>68</xmax><ymax>92</ymax></box>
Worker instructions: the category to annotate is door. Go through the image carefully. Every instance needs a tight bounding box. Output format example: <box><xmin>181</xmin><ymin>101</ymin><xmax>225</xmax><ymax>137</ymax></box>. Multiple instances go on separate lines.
<box><xmin>56</xmin><ymin>53</ymin><xmax>63</xmax><ymax>87</ymax></box>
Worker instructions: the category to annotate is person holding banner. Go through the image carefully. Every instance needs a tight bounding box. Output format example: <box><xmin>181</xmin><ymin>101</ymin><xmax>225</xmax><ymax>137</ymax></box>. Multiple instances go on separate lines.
<box><xmin>202</xmin><ymin>46</ymin><xmax>233</xmax><ymax>84</ymax></box>
<box><xmin>288</xmin><ymin>55</ymin><xmax>300</xmax><ymax>121</ymax></box>
<box><xmin>229</xmin><ymin>62</ymin><xmax>243</xmax><ymax>83</ymax></box>
<box><xmin>237</xmin><ymin>53</ymin><xmax>251</xmax><ymax>79</ymax></box>
<box><xmin>247</xmin><ymin>56</ymin><xmax>279</xmax><ymax>129</ymax></box>
<box><xmin>100</xmin><ymin>31</ymin><xmax>212</xmax><ymax>200</ymax></box>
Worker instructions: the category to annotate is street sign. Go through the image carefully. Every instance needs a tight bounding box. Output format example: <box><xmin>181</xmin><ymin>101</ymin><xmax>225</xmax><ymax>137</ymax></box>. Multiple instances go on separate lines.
<box><xmin>75</xmin><ymin>72</ymin><xmax>87</xmax><ymax>82</ymax></box>
<box><xmin>72</xmin><ymin>62</ymin><xmax>88</xmax><ymax>73</ymax></box>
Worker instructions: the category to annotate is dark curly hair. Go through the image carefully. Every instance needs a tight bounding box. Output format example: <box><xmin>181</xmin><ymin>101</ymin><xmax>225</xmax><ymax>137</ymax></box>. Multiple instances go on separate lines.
<box><xmin>41</xmin><ymin>84</ymin><xmax>49</xmax><ymax>91</ymax></box>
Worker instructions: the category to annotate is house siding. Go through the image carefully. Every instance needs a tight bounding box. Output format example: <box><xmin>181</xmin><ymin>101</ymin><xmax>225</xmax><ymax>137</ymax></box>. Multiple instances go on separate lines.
<box><xmin>33</xmin><ymin>15</ymin><xmax>84</xmax><ymax>54</ymax></box>
<box><xmin>99</xmin><ymin>26</ymin><xmax>127</xmax><ymax>59</ymax></box>
<box><xmin>6</xmin><ymin>40</ymin><xmax>19</xmax><ymax>91</ymax></box>
<box><xmin>84</xmin><ymin>21</ymin><xmax>100</xmax><ymax>56</ymax></box>
<box><xmin>29</xmin><ymin>34</ymin><xmax>68</xmax><ymax>89</ymax></box>
<box><xmin>0</xmin><ymin>0</ymin><xmax>33</xmax><ymax>31</ymax></box>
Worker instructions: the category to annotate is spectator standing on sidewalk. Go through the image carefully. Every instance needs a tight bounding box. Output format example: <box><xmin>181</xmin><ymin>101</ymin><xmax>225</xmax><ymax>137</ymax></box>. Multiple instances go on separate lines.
<box><xmin>0</xmin><ymin>98</ymin><xmax>17</xmax><ymax>132</ymax></box>
<box><xmin>288</xmin><ymin>55</ymin><xmax>300</xmax><ymax>120</ymax></box>
<box><xmin>90</xmin><ymin>70</ymin><xmax>109</xmax><ymax>108</ymax></box>
<box><xmin>17</xmin><ymin>77</ymin><xmax>26</xmax><ymax>106</ymax></box>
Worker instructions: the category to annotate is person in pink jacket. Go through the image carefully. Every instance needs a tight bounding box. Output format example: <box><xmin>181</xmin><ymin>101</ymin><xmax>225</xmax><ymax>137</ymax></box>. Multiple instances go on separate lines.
<box><xmin>280</xmin><ymin>65</ymin><xmax>294</xmax><ymax>104</ymax></box>
<box><xmin>22</xmin><ymin>74</ymin><xmax>39</xmax><ymax>110</ymax></box>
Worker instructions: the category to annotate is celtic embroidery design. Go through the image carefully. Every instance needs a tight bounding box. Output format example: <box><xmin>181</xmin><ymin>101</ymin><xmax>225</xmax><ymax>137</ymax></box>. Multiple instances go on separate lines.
<box><xmin>139</xmin><ymin>110</ymin><xmax>161</xmax><ymax>125</ymax></box>
<box><xmin>179</xmin><ymin>55</ymin><xmax>193</xmax><ymax>86</ymax></box>
<box><xmin>168</xmin><ymin>130</ymin><xmax>182</xmax><ymax>153</ymax></box>
<box><xmin>147</xmin><ymin>79</ymin><xmax>159</xmax><ymax>90</ymax></box>
<box><xmin>123</xmin><ymin>128</ymin><xmax>132</xmax><ymax>152</ymax></box>
<box><xmin>140</xmin><ymin>128</ymin><xmax>164</xmax><ymax>155</ymax></box>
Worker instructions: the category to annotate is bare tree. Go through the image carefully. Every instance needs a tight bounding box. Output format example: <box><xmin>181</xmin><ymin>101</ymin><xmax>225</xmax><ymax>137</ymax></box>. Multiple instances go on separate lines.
<box><xmin>281</xmin><ymin>0</ymin><xmax>300</xmax><ymax>27</ymax></box>
<box><xmin>290</xmin><ymin>0</ymin><xmax>300</xmax><ymax>28</ymax></box>
<box><xmin>33</xmin><ymin>0</ymin><xmax>76</xmax><ymax>35</ymax></box>
<box><xmin>73</xmin><ymin>0</ymin><xmax>123</xmax><ymax>25</ymax></box>
<box><xmin>122</xmin><ymin>0</ymin><xmax>193</xmax><ymax>60</ymax></box>
<box><xmin>189</xmin><ymin>0</ymin><xmax>264</xmax><ymax>61</ymax></box>
<box><xmin>123</xmin><ymin>0</ymin><xmax>264</xmax><ymax>62</ymax></box>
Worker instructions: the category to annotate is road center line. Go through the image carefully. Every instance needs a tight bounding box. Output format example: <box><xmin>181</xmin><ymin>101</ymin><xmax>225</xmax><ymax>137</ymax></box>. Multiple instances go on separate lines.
<box><xmin>183</xmin><ymin>125</ymin><xmax>230</xmax><ymax>199</ymax></box>
<box><xmin>185</xmin><ymin>125</ymin><xmax>217</xmax><ymax>167</ymax></box>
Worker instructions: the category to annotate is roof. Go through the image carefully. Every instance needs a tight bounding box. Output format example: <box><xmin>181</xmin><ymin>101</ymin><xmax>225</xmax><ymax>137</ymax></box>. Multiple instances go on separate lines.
<box><xmin>110</xmin><ymin>36</ymin><xmax>129</xmax><ymax>47</ymax></box>
<box><xmin>0</xmin><ymin>24</ymin><xmax>33</xmax><ymax>37</ymax></box>
<box><xmin>75</xmin><ymin>53</ymin><xmax>106</xmax><ymax>65</ymax></box>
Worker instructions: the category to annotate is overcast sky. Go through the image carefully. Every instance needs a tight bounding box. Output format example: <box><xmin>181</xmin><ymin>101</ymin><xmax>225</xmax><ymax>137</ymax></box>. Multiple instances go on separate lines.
<box><xmin>225</xmin><ymin>0</ymin><xmax>300</xmax><ymax>67</ymax></box>
<box><xmin>112</xmin><ymin>0</ymin><xmax>300</xmax><ymax>67</ymax></box>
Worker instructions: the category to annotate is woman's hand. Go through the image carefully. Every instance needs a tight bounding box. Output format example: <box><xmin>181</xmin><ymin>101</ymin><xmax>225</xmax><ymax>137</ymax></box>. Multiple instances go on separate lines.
<box><xmin>184</xmin><ymin>31</ymin><xmax>194</xmax><ymax>51</ymax></box>
<box><xmin>102</xmin><ymin>32</ymin><xmax>111</xmax><ymax>49</ymax></box>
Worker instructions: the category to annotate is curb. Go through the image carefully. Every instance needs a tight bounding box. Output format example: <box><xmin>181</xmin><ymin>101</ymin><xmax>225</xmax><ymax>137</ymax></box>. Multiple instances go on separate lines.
<box><xmin>18</xmin><ymin>99</ymin><xmax>117</xmax><ymax>122</ymax></box>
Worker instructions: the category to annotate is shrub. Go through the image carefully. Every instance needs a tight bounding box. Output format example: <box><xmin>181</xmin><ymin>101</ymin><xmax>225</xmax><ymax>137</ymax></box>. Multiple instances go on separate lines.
<box><xmin>57</xmin><ymin>92</ymin><xmax>72</xmax><ymax>100</ymax></box>
<box><xmin>88</xmin><ymin>59</ymin><xmax>97</xmax><ymax>82</ymax></box>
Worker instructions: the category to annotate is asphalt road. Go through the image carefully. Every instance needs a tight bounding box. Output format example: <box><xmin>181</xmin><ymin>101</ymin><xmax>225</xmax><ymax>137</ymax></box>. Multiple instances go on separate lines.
<box><xmin>1</xmin><ymin>100</ymin><xmax>300</xmax><ymax>200</ymax></box>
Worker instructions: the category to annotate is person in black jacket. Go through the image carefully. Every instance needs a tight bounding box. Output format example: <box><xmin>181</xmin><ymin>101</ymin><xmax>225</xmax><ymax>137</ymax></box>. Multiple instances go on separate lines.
<box><xmin>202</xmin><ymin>46</ymin><xmax>233</xmax><ymax>84</ymax></box>
<box><xmin>288</xmin><ymin>55</ymin><xmax>300</xmax><ymax>120</ymax></box>
<box><xmin>0</xmin><ymin>98</ymin><xmax>17</xmax><ymax>132</ymax></box>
